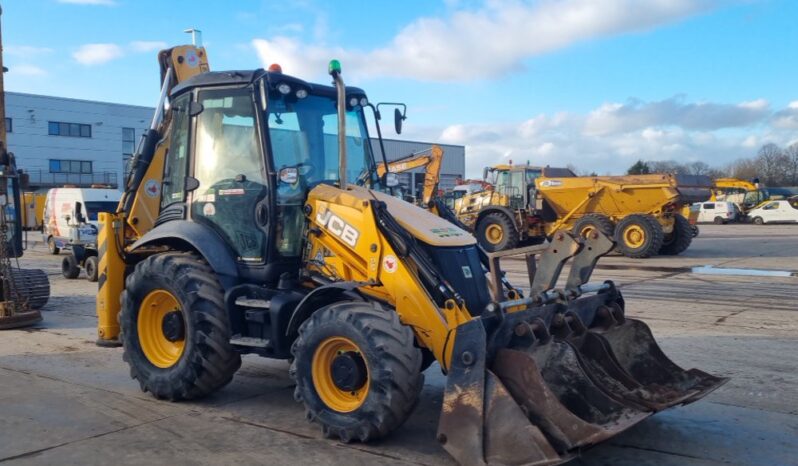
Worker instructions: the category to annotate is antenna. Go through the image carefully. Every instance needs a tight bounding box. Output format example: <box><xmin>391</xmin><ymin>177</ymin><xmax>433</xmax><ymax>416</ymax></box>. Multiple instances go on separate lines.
<box><xmin>183</xmin><ymin>28</ymin><xmax>203</xmax><ymax>46</ymax></box>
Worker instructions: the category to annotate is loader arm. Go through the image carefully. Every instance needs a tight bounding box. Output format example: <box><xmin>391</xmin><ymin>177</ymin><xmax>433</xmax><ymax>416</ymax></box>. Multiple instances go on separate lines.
<box><xmin>375</xmin><ymin>145</ymin><xmax>444</xmax><ymax>206</ymax></box>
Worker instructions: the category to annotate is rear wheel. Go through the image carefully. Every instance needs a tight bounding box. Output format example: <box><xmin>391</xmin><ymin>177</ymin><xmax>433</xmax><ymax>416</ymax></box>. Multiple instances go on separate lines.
<box><xmin>47</xmin><ymin>237</ymin><xmax>60</xmax><ymax>255</ymax></box>
<box><xmin>61</xmin><ymin>255</ymin><xmax>80</xmax><ymax>279</ymax></box>
<box><xmin>752</xmin><ymin>216</ymin><xmax>764</xmax><ymax>225</ymax></box>
<box><xmin>291</xmin><ymin>302</ymin><xmax>423</xmax><ymax>443</ymax></box>
<box><xmin>614</xmin><ymin>214</ymin><xmax>664</xmax><ymax>258</ymax></box>
<box><xmin>119</xmin><ymin>252</ymin><xmax>241</xmax><ymax>400</ymax></box>
<box><xmin>84</xmin><ymin>255</ymin><xmax>99</xmax><ymax>282</ymax></box>
<box><xmin>572</xmin><ymin>214</ymin><xmax>614</xmax><ymax>239</ymax></box>
<box><xmin>659</xmin><ymin>214</ymin><xmax>693</xmax><ymax>256</ymax></box>
<box><xmin>476</xmin><ymin>212</ymin><xmax>519</xmax><ymax>252</ymax></box>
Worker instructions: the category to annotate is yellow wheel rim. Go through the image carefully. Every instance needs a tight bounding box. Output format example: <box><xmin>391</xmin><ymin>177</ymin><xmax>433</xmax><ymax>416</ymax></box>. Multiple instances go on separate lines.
<box><xmin>579</xmin><ymin>225</ymin><xmax>597</xmax><ymax>239</ymax></box>
<box><xmin>485</xmin><ymin>224</ymin><xmax>504</xmax><ymax>245</ymax></box>
<box><xmin>138</xmin><ymin>289</ymin><xmax>185</xmax><ymax>369</ymax></box>
<box><xmin>312</xmin><ymin>336</ymin><xmax>369</xmax><ymax>413</ymax></box>
<box><xmin>623</xmin><ymin>225</ymin><xmax>646</xmax><ymax>248</ymax></box>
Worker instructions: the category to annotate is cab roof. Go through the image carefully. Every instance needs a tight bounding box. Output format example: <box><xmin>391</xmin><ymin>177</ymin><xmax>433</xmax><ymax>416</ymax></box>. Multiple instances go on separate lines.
<box><xmin>170</xmin><ymin>69</ymin><xmax>367</xmax><ymax>99</ymax></box>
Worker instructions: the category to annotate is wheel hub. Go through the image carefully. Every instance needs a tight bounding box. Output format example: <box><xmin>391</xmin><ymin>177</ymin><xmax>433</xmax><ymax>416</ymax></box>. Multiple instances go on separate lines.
<box><xmin>161</xmin><ymin>311</ymin><xmax>185</xmax><ymax>342</ymax></box>
<box><xmin>331</xmin><ymin>351</ymin><xmax>368</xmax><ymax>392</ymax></box>
<box><xmin>485</xmin><ymin>224</ymin><xmax>504</xmax><ymax>244</ymax></box>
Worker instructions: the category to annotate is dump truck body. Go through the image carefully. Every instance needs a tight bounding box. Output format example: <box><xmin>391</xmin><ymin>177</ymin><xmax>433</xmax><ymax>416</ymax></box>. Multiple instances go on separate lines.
<box><xmin>452</xmin><ymin>165</ymin><xmax>711</xmax><ymax>257</ymax></box>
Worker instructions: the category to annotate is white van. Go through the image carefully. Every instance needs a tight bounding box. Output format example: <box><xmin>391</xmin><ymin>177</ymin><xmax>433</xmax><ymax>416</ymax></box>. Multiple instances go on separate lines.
<box><xmin>43</xmin><ymin>187</ymin><xmax>120</xmax><ymax>254</ymax></box>
<box><xmin>696</xmin><ymin>201</ymin><xmax>739</xmax><ymax>224</ymax></box>
<box><xmin>748</xmin><ymin>199</ymin><xmax>798</xmax><ymax>224</ymax></box>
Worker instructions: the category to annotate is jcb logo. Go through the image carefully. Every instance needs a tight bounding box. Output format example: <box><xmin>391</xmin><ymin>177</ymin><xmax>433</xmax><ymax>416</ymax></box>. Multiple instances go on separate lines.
<box><xmin>316</xmin><ymin>209</ymin><xmax>359</xmax><ymax>247</ymax></box>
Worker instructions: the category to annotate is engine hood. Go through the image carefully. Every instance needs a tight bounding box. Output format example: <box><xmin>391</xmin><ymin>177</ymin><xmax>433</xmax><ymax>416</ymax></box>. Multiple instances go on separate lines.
<box><xmin>363</xmin><ymin>187</ymin><xmax>476</xmax><ymax>247</ymax></box>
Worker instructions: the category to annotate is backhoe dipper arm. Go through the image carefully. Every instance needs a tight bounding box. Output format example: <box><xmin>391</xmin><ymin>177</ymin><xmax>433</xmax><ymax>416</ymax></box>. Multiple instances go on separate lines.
<box><xmin>375</xmin><ymin>145</ymin><xmax>444</xmax><ymax>206</ymax></box>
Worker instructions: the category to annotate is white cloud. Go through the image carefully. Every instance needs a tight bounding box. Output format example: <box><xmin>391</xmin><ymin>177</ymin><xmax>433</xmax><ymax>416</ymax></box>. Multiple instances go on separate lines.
<box><xmin>57</xmin><ymin>0</ymin><xmax>116</xmax><ymax>5</ymax></box>
<box><xmin>8</xmin><ymin>64</ymin><xmax>47</xmax><ymax>77</ymax></box>
<box><xmin>398</xmin><ymin>96</ymin><xmax>793</xmax><ymax>177</ymax></box>
<box><xmin>252</xmin><ymin>0</ymin><xmax>715</xmax><ymax>82</ymax></box>
<box><xmin>129</xmin><ymin>41</ymin><xmax>167</xmax><ymax>53</ymax></box>
<box><xmin>73</xmin><ymin>43</ymin><xmax>124</xmax><ymax>65</ymax></box>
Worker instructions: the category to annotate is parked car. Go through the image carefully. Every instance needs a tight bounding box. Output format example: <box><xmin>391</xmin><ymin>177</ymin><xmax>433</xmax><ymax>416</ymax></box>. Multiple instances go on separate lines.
<box><xmin>696</xmin><ymin>201</ymin><xmax>739</xmax><ymax>224</ymax></box>
<box><xmin>748</xmin><ymin>200</ymin><xmax>798</xmax><ymax>225</ymax></box>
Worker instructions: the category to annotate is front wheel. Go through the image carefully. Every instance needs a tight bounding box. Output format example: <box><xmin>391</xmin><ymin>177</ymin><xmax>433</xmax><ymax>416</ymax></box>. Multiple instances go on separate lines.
<box><xmin>61</xmin><ymin>255</ymin><xmax>80</xmax><ymax>279</ymax></box>
<box><xmin>713</xmin><ymin>216</ymin><xmax>725</xmax><ymax>225</ymax></box>
<box><xmin>476</xmin><ymin>212</ymin><xmax>519</xmax><ymax>252</ymax></box>
<box><xmin>85</xmin><ymin>255</ymin><xmax>99</xmax><ymax>282</ymax></box>
<box><xmin>119</xmin><ymin>252</ymin><xmax>241</xmax><ymax>401</ymax></box>
<box><xmin>291</xmin><ymin>302</ymin><xmax>423</xmax><ymax>443</ymax></box>
<box><xmin>752</xmin><ymin>216</ymin><xmax>764</xmax><ymax>225</ymax></box>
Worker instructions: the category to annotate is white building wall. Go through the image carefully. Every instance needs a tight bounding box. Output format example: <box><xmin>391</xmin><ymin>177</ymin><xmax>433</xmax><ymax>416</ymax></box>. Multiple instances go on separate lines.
<box><xmin>6</xmin><ymin>92</ymin><xmax>153</xmax><ymax>189</ymax></box>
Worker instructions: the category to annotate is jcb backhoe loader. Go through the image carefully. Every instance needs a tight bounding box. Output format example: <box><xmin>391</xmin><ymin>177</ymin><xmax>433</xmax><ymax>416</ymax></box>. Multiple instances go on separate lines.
<box><xmin>96</xmin><ymin>44</ymin><xmax>727</xmax><ymax>465</ymax></box>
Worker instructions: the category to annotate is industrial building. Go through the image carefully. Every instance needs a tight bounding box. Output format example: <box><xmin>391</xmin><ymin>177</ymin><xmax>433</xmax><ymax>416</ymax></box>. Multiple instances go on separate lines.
<box><xmin>5</xmin><ymin>92</ymin><xmax>465</xmax><ymax>194</ymax></box>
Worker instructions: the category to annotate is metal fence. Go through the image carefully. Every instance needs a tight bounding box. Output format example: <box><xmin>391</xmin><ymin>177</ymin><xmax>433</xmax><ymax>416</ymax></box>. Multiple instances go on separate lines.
<box><xmin>24</xmin><ymin>170</ymin><xmax>118</xmax><ymax>189</ymax></box>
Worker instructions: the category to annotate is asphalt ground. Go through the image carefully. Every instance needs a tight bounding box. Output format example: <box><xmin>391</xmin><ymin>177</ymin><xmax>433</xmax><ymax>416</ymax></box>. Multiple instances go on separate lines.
<box><xmin>1</xmin><ymin>223</ymin><xmax>796</xmax><ymax>465</ymax></box>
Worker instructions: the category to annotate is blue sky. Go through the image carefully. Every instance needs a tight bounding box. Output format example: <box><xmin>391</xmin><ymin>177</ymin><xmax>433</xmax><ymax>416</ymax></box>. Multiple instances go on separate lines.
<box><xmin>3</xmin><ymin>0</ymin><xmax>797</xmax><ymax>176</ymax></box>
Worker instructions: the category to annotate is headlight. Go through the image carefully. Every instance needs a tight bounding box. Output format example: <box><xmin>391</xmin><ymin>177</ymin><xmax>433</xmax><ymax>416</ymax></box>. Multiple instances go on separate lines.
<box><xmin>349</xmin><ymin>97</ymin><xmax>359</xmax><ymax>107</ymax></box>
<box><xmin>296</xmin><ymin>88</ymin><xmax>308</xmax><ymax>99</ymax></box>
<box><xmin>277</xmin><ymin>83</ymin><xmax>291</xmax><ymax>95</ymax></box>
<box><xmin>359</xmin><ymin>97</ymin><xmax>368</xmax><ymax>107</ymax></box>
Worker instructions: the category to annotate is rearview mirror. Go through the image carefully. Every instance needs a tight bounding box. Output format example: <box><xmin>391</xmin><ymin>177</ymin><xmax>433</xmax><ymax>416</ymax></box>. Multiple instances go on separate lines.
<box><xmin>384</xmin><ymin>172</ymin><xmax>399</xmax><ymax>188</ymax></box>
<box><xmin>279</xmin><ymin>167</ymin><xmax>298</xmax><ymax>184</ymax></box>
<box><xmin>394</xmin><ymin>108</ymin><xmax>404</xmax><ymax>134</ymax></box>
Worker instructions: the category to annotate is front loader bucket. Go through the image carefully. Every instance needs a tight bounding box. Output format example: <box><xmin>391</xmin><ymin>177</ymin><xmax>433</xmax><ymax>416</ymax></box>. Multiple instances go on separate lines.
<box><xmin>438</xmin><ymin>319</ymin><xmax>649</xmax><ymax>465</ymax></box>
<box><xmin>438</xmin><ymin>320</ymin><xmax>562</xmax><ymax>466</ymax></box>
<box><xmin>588</xmin><ymin>304</ymin><xmax>728</xmax><ymax>406</ymax></box>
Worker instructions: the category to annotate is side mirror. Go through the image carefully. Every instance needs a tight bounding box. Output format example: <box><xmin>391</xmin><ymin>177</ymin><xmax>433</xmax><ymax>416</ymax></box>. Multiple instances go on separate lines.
<box><xmin>279</xmin><ymin>167</ymin><xmax>298</xmax><ymax>184</ymax></box>
<box><xmin>384</xmin><ymin>172</ymin><xmax>399</xmax><ymax>188</ymax></box>
<box><xmin>74</xmin><ymin>202</ymin><xmax>85</xmax><ymax>224</ymax></box>
<box><xmin>394</xmin><ymin>108</ymin><xmax>404</xmax><ymax>135</ymax></box>
<box><xmin>483</xmin><ymin>167</ymin><xmax>489</xmax><ymax>181</ymax></box>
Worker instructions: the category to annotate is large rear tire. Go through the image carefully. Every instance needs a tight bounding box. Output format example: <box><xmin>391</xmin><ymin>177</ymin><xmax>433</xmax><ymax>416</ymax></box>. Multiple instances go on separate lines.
<box><xmin>659</xmin><ymin>214</ymin><xmax>693</xmax><ymax>255</ymax></box>
<box><xmin>84</xmin><ymin>255</ymin><xmax>99</xmax><ymax>282</ymax></box>
<box><xmin>291</xmin><ymin>302</ymin><xmax>423</xmax><ymax>443</ymax></box>
<box><xmin>614</xmin><ymin>214</ymin><xmax>664</xmax><ymax>258</ymax></box>
<box><xmin>119</xmin><ymin>252</ymin><xmax>241</xmax><ymax>401</ymax></box>
<box><xmin>572</xmin><ymin>214</ymin><xmax>614</xmax><ymax>239</ymax></box>
<box><xmin>476</xmin><ymin>212</ymin><xmax>519</xmax><ymax>252</ymax></box>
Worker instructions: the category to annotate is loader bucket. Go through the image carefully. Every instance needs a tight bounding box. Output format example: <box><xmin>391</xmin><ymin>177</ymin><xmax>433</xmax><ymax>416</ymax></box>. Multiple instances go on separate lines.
<box><xmin>587</xmin><ymin>303</ymin><xmax>728</xmax><ymax>406</ymax></box>
<box><xmin>438</xmin><ymin>316</ymin><xmax>650</xmax><ymax>465</ymax></box>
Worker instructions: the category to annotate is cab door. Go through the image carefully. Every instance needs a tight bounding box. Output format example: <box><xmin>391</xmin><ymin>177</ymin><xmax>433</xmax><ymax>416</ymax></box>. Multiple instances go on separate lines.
<box><xmin>189</xmin><ymin>88</ymin><xmax>270</xmax><ymax>263</ymax></box>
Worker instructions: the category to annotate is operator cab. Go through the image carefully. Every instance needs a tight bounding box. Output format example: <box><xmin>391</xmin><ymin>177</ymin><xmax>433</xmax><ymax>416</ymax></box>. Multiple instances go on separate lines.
<box><xmin>162</xmin><ymin>69</ymin><xmax>382</xmax><ymax>283</ymax></box>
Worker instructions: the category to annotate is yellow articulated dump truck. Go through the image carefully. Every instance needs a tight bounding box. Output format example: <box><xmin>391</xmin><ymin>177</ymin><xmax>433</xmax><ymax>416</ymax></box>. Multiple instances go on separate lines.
<box><xmin>95</xmin><ymin>43</ymin><xmax>725</xmax><ymax>465</ymax></box>
<box><xmin>453</xmin><ymin>164</ymin><xmax>711</xmax><ymax>257</ymax></box>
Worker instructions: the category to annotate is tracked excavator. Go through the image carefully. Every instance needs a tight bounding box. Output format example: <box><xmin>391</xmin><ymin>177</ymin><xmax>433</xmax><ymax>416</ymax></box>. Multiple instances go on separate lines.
<box><xmin>0</xmin><ymin>5</ymin><xmax>50</xmax><ymax>330</ymax></box>
<box><xmin>96</xmin><ymin>44</ymin><xmax>727</xmax><ymax>464</ymax></box>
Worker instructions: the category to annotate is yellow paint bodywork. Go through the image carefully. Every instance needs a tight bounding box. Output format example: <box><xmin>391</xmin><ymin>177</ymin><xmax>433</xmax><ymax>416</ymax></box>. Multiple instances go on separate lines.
<box><xmin>96</xmin><ymin>211</ymin><xmax>126</xmax><ymax>342</ymax></box>
<box><xmin>127</xmin><ymin>141</ymin><xmax>168</xmax><ymax>238</ymax></box>
<box><xmin>304</xmin><ymin>184</ymin><xmax>474</xmax><ymax>368</ymax></box>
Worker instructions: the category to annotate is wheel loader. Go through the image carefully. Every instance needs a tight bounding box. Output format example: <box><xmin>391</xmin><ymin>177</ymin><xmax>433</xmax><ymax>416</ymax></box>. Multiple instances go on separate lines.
<box><xmin>96</xmin><ymin>44</ymin><xmax>727</xmax><ymax>465</ymax></box>
<box><xmin>452</xmin><ymin>164</ymin><xmax>711</xmax><ymax>257</ymax></box>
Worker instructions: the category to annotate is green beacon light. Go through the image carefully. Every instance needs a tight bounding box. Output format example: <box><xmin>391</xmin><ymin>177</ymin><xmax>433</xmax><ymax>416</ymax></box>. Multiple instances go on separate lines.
<box><xmin>328</xmin><ymin>59</ymin><xmax>341</xmax><ymax>75</ymax></box>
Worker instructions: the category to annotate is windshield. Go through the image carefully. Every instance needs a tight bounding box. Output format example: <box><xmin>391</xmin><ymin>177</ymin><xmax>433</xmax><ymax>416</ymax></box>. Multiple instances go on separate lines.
<box><xmin>84</xmin><ymin>201</ymin><xmax>118</xmax><ymax>221</ymax></box>
<box><xmin>266</xmin><ymin>93</ymin><xmax>378</xmax><ymax>187</ymax></box>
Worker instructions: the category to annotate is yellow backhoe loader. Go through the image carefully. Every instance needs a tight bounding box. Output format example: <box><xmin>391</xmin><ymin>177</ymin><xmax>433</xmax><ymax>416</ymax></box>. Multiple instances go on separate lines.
<box><xmin>96</xmin><ymin>44</ymin><xmax>726</xmax><ymax>465</ymax></box>
<box><xmin>375</xmin><ymin>145</ymin><xmax>443</xmax><ymax>207</ymax></box>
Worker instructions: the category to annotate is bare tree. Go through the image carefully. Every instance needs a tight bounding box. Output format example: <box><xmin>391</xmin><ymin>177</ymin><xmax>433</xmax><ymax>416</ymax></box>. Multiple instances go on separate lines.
<box><xmin>729</xmin><ymin>158</ymin><xmax>758</xmax><ymax>181</ymax></box>
<box><xmin>649</xmin><ymin>160</ymin><xmax>688</xmax><ymax>174</ymax></box>
<box><xmin>685</xmin><ymin>161</ymin><xmax>711</xmax><ymax>176</ymax></box>
<box><xmin>784</xmin><ymin>143</ymin><xmax>798</xmax><ymax>186</ymax></box>
<box><xmin>755</xmin><ymin>143</ymin><xmax>789</xmax><ymax>186</ymax></box>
